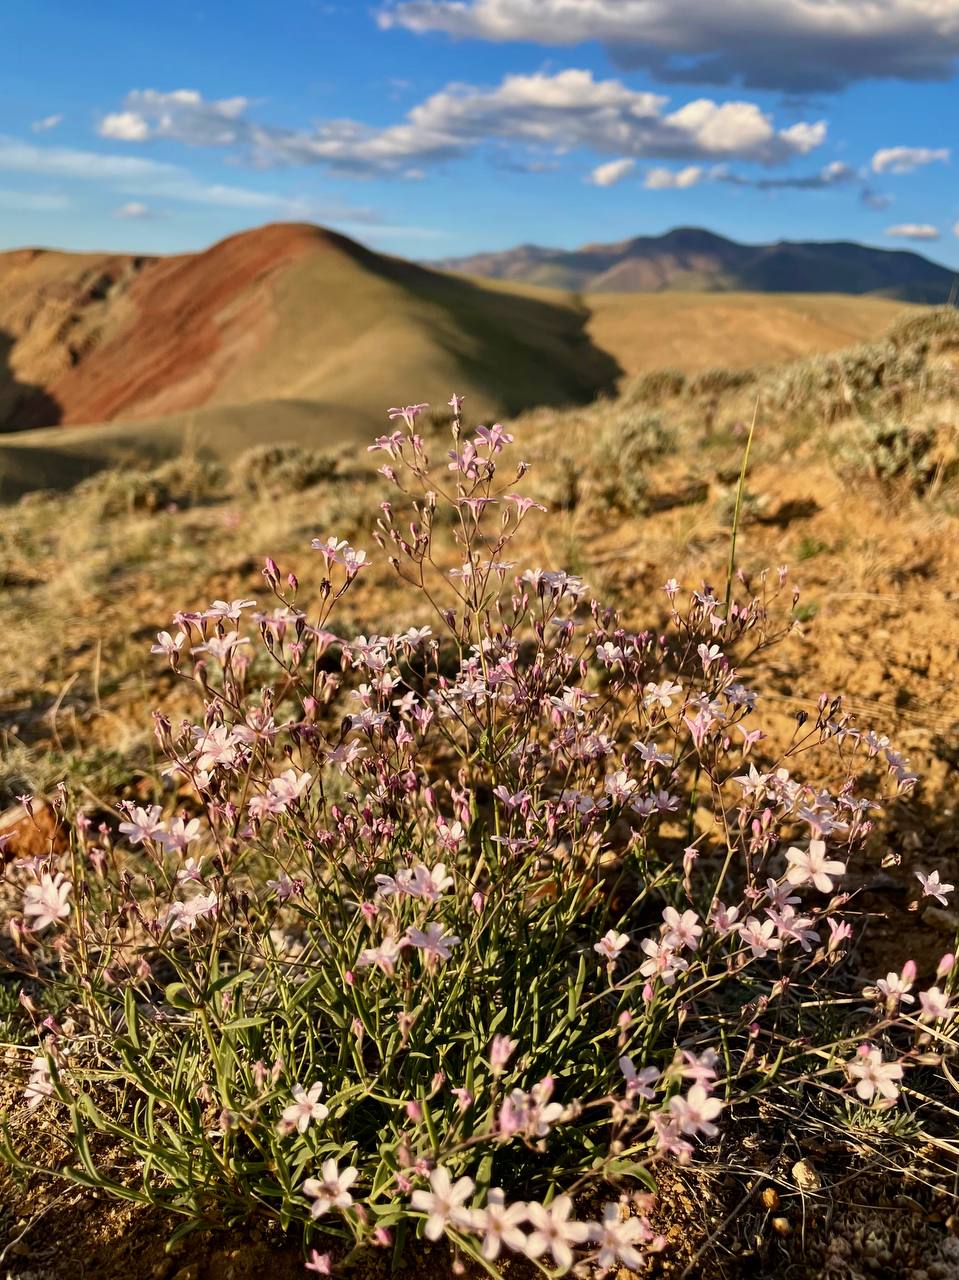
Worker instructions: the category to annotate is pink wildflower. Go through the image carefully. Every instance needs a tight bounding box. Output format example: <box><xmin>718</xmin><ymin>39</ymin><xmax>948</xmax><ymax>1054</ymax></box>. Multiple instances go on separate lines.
<box><xmin>118</xmin><ymin>804</ymin><xmax>167</xmax><ymax>846</ymax></box>
<box><xmin>919</xmin><ymin>986</ymin><xmax>952</xmax><ymax>1021</ymax></box>
<box><xmin>916</xmin><ymin>870</ymin><xmax>955</xmax><ymax>906</ymax></box>
<box><xmin>662</xmin><ymin>907</ymin><xmax>702</xmax><ymax>952</ymax></box>
<box><xmin>405</xmin><ymin>923</ymin><xmax>461</xmax><ymax>964</ymax></box>
<box><xmin>473</xmin><ymin>1188</ymin><xmax>528</xmax><ymax>1259</ymax></box>
<box><xmin>594</xmin><ymin>929</ymin><xmax>630</xmax><ymax>961</ymax></box>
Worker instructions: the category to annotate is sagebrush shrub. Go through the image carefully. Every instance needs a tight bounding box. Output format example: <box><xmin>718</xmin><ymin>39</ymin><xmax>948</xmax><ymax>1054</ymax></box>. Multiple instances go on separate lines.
<box><xmin>596</xmin><ymin>410</ymin><xmax>676</xmax><ymax>512</ymax></box>
<box><xmin>74</xmin><ymin>456</ymin><xmax>225</xmax><ymax>516</ymax></box>
<box><xmin>233</xmin><ymin>443</ymin><xmax>339</xmax><ymax>495</ymax></box>
<box><xmin>887</xmin><ymin>305</ymin><xmax>959</xmax><ymax>351</ymax></box>
<box><xmin>833</xmin><ymin>417</ymin><xmax>941</xmax><ymax>491</ymax></box>
<box><xmin>4</xmin><ymin>399</ymin><xmax>956</xmax><ymax>1276</ymax></box>
<box><xmin>761</xmin><ymin>341</ymin><xmax>931</xmax><ymax>422</ymax></box>
<box><xmin>685</xmin><ymin>367</ymin><xmax>756</xmax><ymax>399</ymax></box>
<box><xmin>624</xmin><ymin>369</ymin><xmax>686</xmax><ymax>405</ymax></box>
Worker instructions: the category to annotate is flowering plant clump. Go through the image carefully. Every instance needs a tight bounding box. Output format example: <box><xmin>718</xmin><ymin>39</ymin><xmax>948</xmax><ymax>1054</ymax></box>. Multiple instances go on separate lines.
<box><xmin>3</xmin><ymin>397</ymin><xmax>956</xmax><ymax>1274</ymax></box>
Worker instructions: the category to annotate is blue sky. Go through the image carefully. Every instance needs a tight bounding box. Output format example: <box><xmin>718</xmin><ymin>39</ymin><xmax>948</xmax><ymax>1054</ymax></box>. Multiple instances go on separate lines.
<box><xmin>2</xmin><ymin>0</ymin><xmax>958</xmax><ymax>266</ymax></box>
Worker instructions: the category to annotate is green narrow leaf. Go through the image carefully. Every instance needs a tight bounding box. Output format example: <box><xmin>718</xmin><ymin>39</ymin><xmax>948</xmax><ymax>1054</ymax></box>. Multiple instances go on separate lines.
<box><xmin>124</xmin><ymin>987</ymin><xmax>141</xmax><ymax>1050</ymax></box>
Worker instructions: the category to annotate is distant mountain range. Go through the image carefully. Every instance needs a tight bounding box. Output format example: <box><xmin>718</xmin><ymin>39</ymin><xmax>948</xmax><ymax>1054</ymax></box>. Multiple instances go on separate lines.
<box><xmin>430</xmin><ymin>227</ymin><xmax>957</xmax><ymax>302</ymax></box>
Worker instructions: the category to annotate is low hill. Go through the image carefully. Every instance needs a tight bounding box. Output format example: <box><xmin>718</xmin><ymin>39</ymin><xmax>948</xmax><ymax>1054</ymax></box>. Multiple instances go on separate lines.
<box><xmin>431</xmin><ymin>226</ymin><xmax>957</xmax><ymax>301</ymax></box>
<box><xmin>0</xmin><ymin>221</ymin><xmax>934</xmax><ymax>499</ymax></box>
<box><xmin>0</xmin><ymin>223</ymin><xmax>621</xmax><ymax>434</ymax></box>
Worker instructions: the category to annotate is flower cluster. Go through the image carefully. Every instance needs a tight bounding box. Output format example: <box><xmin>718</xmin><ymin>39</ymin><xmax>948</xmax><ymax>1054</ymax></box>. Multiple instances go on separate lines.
<box><xmin>4</xmin><ymin>395</ymin><xmax>955</xmax><ymax>1276</ymax></box>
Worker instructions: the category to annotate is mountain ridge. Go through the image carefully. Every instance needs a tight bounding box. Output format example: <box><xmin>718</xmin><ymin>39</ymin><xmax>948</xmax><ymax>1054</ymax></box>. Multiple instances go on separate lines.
<box><xmin>429</xmin><ymin>226</ymin><xmax>957</xmax><ymax>301</ymax></box>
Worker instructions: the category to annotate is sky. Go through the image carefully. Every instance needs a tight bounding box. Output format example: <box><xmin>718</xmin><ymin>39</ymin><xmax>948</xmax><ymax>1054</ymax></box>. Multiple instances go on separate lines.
<box><xmin>1</xmin><ymin>0</ymin><xmax>959</xmax><ymax>266</ymax></box>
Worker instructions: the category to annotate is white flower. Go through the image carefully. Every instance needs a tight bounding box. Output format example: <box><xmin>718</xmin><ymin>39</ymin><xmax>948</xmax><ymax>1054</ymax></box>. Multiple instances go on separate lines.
<box><xmin>405</xmin><ymin>923</ymin><xmax>461</xmax><ymax>964</ymax></box>
<box><xmin>411</xmin><ymin>1166</ymin><xmax>475</xmax><ymax>1241</ymax></box>
<box><xmin>303</xmin><ymin>1159</ymin><xmax>358</xmax><ymax>1217</ymax></box>
<box><xmin>668</xmin><ymin>1084</ymin><xmax>723</xmax><ymax>1138</ymax></box>
<box><xmin>356</xmin><ymin>934</ymin><xmax>405</xmax><ymax>976</ymax></box>
<box><xmin>473</xmin><ymin>1188</ymin><xmax>528</xmax><ymax>1260</ymax></box>
<box><xmin>639</xmin><ymin>938</ymin><xmax>688</xmax><ymax>985</ymax></box>
<box><xmin>589</xmin><ymin>1202</ymin><xmax>653</xmax><ymax>1272</ymax></box>
<box><xmin>23</xmin><ymin>873</ymin><xmax>72</xmax><ymax>931</ymax></box>
<box><xmin>869</xmin><ymin>963</ymin><xmax>916</xmax><ymax>1007</ymax></box>
<box><xmin>281</xmin><ymin>1082</ymin><xmax>329</xmax><ymax>1134</ymax></box>
<box><xmin>916</xmin><ymin>870</ymin><xmax>955</xmax><ymax>906</ymax></box>
<box><xmin>846</xmin><ymin>1047</ymin><xmax>903</xmax><ymax>1103</ymax></box>
<box><xmin>593</xmin><ymin>929</ymin><xmax>629</xmax><ymax>961</ymax></box>
<box><xmin>784</xmin><ymin>840</ymin><xmax>846</xmax><ymax>892</ymax></box>
<box><xmin>269</xmin><ymin>768</ymin><xmax>312</xmax><ymax>810</ymax></box>
<box><xmin>158</xmin><ymin>891</ymin><xmax>218</xmax><ymax>934</ymax></box>
<box><xmin>408</xmin><ymin>863</ymin><xmax>453</xmax><ymax>901</ymax></box>
<box><xmin>643</xmin><ymin>679</ymin><xmax>683</xmax><ymax>710</ymax></box>
<box><xmin>205</xmin><ymin>598</ymin><xmax>256</xmax><ymax>621</ymax></box>
<box><xmin>160</xmin><ymin>815</ymin><xmax>202</xmax><ymax>853</ymax></box>
<box><xmin>151</xmin><ymin>630</ymin><xmax>185</xmax><ymax>660</ymax></box>
<box><xmin>193</xmin><ymin>724</ymin><xmax>243</xmax><ymax>774</ymax></box>
<box><xmin>192</xmin><ymin>631</ymin><xmax>250</xmax><ymax>663</ymax></box>
<box><xmin>24</xmin><ymin>1056</ymin><xmax>55</xmax><ymax>1109</ymax></box>
<box><xmin>523</xmin><ymin>1196</ymin><xmax>589</xmax><ymax>1274</ymax></box>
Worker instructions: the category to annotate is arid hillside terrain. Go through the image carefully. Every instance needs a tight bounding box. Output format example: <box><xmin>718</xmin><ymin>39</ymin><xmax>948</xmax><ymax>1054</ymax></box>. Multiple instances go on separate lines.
<box><xmin>0</xmin><ymin>223</ymin><xmax>925</xmax><ymax>500</ymax></box>
<box><xmin>0</xmin><ymin>223</ymin><xmax>620</xmax><ymax>433</ymax></box>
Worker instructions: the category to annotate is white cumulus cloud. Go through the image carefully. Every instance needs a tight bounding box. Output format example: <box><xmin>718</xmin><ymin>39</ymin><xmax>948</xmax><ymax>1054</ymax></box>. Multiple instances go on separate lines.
<box><xmin>644</xmin><ymin>165</ymin><xmax>704</xmax><ymax>189</ymax></box>
<box><xmin>871</xmin><ymin>146</ymin><xmax>949</xmax><ymax>174</ymax></box>
<box><xmin>99</xmin><ymin>89</ymin><xmax>250</xmax><ymax>147</ymax></box>
<box><xmin>98</xmin><ymin>74</ymin><xmax>827</xmax><ymax>177</ymax></box>
<box><xmin>588</xmin><ymin>158</ymin><xmax>635</xmax><ymax>187</ymax></box>
<box><xmin>885</xmin><ymin>222</ymin><xmax>940</xmax><ymax>239</ymax></box>
<box><xmin>378</xmin><ymin>0</ymin><xmax>959</xmax><ymax>91</ymax></box>
<box><xmin>100</xmin><ymin>111</ymin><xmax>152</xmax><ymax>142</ymax></box>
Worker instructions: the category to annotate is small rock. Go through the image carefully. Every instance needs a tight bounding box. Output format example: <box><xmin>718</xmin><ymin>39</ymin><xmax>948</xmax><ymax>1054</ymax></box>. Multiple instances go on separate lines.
<box><xmin>792</xmin><ymin>1158</ymin><xmax>822</xmax><ymax>1192</ymax></box>
<box><xmin>772</xmin><ymin>1216</ymin><xmax>792</xmax><ymax>1237</ymax></box>
<box><xmin>921</xmin><ymin>906</ymin><xmax>959</xmax><ymax>934</ymax></box>
<box><xmin>0</xmin><ymin>801</ymin><xmax>68</xmax><ymax>861</ymax></box>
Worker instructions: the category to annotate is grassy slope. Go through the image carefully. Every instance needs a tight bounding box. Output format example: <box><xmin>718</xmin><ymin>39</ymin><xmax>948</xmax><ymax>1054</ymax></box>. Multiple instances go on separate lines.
<box><xmin>584</xmin><ymin>290</ymin><xmax>917</xmax><ymax>376</ymax></box>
